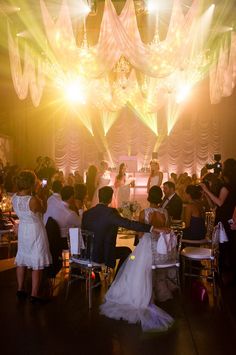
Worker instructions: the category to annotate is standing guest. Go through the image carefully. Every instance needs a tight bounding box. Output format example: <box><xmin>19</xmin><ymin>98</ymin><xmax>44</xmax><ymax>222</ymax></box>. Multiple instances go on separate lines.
<box><xmin>113</xmin><ymin>163</ymin><xmax>131</xmax><ymax>208</ymax></box>
<box><xmin>201</xmin><ymin>173</ymin><xmax>223</xmax><ymax>211</ymax></box>
<box><xmin>183</xmin><ymin>185</ymin><xmax>206</xmax><ymax>240</ymax></box>
<box><xmin>170</xmin><ymin>173</ymin><xmax>177</xmax><ymax>184</ymax></box>
<box><xmin>67</xmin><ymin>173</ymin><xmax>75</xmax><ymax>187</ymax></box>
<box><xmin>147</xmin><ymin>159</ymin><xmax>163</xmax><ymax>192</ymax></box>
<box><xmin>91</xmin><ymin>161</ymin><xmax>110</xmax><ymax>207</ymax></box>
<box><xmin>34</xmin><ymin>156</ymin><xmax>43</xmax><ymax>178</ymax></box>
<box><xmin>58</xmin><ymin>170</ymin><xmax>65</xmax><ymax>185</ymax></box>
<box><xmin>12</xmin><ymin>170</ymin><xmax>52</xmax><ymax>302</ymax></box>
<box><xmin>74</xmin><ymin>170</ymin><xmax>84</xmax><ymax>184</ymax></box>
<box><xmin>161</xmin><ymin>181</ymin><xmax>183</xmax><ymax>221</ymax></box>
<box><xmin>191</xmin><ymin>173</ymin><xmax>199</xmax><ymax>185</ymax></box>
<box><xmin>200</xmin><ymin>158</ymin><xmax>236</xmax><ymax>283</ymax></box>
<box><xmin>86</xmin><ymin>165</ymin><xmax>98</xmax><ymax>207</ymax></box>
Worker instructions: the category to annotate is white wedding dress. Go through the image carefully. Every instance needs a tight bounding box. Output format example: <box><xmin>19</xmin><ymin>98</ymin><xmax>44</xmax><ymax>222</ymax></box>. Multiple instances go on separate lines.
<box><xmin>100</xmin><ymin>207</ymin><xmax>174</xmax><ymax>332</ymax></box>
<box><xmin>91</xmin><ymin>171</ymin><xmax>111</xmax><ymax>207</ymax></box>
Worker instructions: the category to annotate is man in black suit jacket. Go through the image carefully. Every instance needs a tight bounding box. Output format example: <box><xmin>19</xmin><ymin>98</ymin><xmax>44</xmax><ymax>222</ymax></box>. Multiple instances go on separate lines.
<box><xmin>161</xmin><ymin>181</ymin><xmax>183</xmax><ymax>220</ymax></box>
<box><xmin>82</xmin><ymin>186</ymin><xmax>163</xmax><ymax>273</ymax></box>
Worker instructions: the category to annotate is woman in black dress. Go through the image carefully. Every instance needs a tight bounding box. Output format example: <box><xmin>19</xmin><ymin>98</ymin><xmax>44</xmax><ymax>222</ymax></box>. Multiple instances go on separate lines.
<box><xmin>200</xmin><ymin>158</ymin><xmax>236</xmax><ymax>282</ymax></box>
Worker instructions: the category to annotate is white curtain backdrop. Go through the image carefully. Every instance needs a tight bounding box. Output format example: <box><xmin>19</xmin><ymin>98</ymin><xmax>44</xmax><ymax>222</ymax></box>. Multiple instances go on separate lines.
<box><xmin>54</xmin><ymin>104</ymin><xmax>221</xmax><ymax>177</ymax></box>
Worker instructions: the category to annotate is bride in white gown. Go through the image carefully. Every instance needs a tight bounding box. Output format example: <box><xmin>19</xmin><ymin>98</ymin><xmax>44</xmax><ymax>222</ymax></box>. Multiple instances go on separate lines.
<box><xmin>100</xmin><ymin>186</ymin><xmax>174</xmax><ymax>332</ymax></box>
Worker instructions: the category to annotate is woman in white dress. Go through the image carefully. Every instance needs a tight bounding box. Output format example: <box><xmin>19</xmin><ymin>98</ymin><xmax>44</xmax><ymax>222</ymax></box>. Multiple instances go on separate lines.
<box><xmin>113</xmin><ymin>163</ymin><xmax>131</xmax><ymax>208</ymax></box>
<box><xmin>147</xmin><ymin>159</ymin><xmax>163</xmax><ymax>192</ymax></box>
<box><xmin>91</xmin><ymin>161</ymin><xmax>111</xmax><ymax>207</ymax></box>
<box><xmin>12</xmin><ymin>170</ymin><xmax>52</xmax><ymax>302</ymax></box>
<box><xmin>100</xmin><ymin>186</ymin><xmax>174</xmax><ymax>332</ymax></box>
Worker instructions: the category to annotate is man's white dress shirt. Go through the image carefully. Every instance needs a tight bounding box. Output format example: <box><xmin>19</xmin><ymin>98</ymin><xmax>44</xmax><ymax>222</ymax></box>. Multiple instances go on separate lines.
<box><xmin>43</xmin><ymin>194</ymin><xmax>81</xmax><ymax>238</ymax></box>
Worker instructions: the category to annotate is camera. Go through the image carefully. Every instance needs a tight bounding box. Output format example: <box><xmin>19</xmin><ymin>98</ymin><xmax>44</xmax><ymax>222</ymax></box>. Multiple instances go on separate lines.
<box><xmin>206</xmin><ymin>154</ymin><xmax>222</xmax><ymax>175</ymax></box>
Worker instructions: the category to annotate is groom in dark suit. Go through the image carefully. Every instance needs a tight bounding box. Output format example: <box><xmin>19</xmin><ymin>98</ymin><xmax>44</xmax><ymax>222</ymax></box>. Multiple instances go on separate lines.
<box><xmin>161</xmin><ymin>181</ymin><xmax>183</xmax><ymax>220</ymax></box>
<box><xmin>82</xmin><ymin>186</ymin><xmax>162</xmax><ymax>273</ymax></box>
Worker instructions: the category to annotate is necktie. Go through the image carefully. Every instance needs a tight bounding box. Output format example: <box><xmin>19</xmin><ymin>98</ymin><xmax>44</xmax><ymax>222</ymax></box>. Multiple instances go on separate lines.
<box><xmin>162</xmin><ymin>198</ymin><xmax>169</xmax><ymax>209</ymax></box>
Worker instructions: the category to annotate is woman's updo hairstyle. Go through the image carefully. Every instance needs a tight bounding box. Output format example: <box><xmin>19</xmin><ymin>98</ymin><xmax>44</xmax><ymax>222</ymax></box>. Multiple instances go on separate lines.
<box><xmin>147</xmin><ymin>186</ymin><xmax>163</xmax><ymax>204</ymax></box>
<box><xmin>16</xmin><ymin>170</ymin><xmax>36</xmax><ymax>191</ymax></box>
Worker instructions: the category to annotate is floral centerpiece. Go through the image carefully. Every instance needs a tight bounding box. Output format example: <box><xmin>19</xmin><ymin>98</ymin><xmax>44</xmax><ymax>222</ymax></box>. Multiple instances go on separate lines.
<box><xmin>118</xmin><ymin>201</ymin><xmax>141</xmax><ymax>219</ymax></box>
<box><xmin>0</xmin><ymin>194</ymin><xmax>13</xmax><ymax>213</ymax></box>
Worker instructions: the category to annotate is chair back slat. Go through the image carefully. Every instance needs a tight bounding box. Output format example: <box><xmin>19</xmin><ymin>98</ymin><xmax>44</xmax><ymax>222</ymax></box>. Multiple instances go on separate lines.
<box><xmin>205</xmin><ymin>211</ymin><xmax>216</xmax><ymax>239</ymax></box>
<box><xmin>151</xmin><ymin>231</ymin><xmax>179</xmax><ymax>266</ymax></box>
<box><xmin>69</xmin><ymin>228</ymin><xmax>94</xmax><ymax>261</ymax></box>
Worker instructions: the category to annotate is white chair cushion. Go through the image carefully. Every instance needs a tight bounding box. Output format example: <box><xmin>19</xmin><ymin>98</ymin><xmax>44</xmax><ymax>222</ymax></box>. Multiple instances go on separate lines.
<box><xmin>181</xmin><ymin>247</ymin><xmax>212</xmax><ymax>260</ymax></box>
<box><xmin>152</xmin><ymin>261</ymin><xmax>180</xmax><ymax>269</ymax></box>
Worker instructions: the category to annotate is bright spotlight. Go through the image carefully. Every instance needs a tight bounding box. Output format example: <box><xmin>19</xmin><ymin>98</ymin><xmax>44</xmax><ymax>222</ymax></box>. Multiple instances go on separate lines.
<box><xmin>80</xmin><ymin>0</ymin><xmax>91</xmax><ymax>15</ymax></box>
<box><xmin>64</xmin><ymin>79</ymin><xmax>86</xmax><ymax>104</ymax></box>
<box><xmin>81</xmin><ymin>4</ymin><xmax>91</xmax><ymax>15</ymax></box>
<box><xmin>176</xmin><ymin>85</ymin><xmax>191</xmax><ymax>104</ymax></box>
<box><xmin>147</xmin><ymin>1</ymin><xmax>159</xmax><ymax>12</ymax></box>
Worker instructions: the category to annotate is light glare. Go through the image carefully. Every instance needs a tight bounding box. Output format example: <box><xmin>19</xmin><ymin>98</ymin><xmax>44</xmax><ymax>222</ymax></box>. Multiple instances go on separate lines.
<box><xmin>176</xmin><ymin>85</ymin><xmax>191</xmax><ymax>103</ymax></box>
<box><xmin>64</xmin><ymin>79</ymin><xmax>86</xmax><ymax>104</ymax></box>
<box><xmin>147</xmin><ymin>1</ymin><xmax>159</xmax><ymax>12</ymax></box>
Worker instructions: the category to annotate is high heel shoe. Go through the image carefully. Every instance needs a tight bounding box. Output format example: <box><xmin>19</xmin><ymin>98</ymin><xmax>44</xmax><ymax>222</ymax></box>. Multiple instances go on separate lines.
<box><xmin>16</xmin><ymin>290</ymin><xmax>28</xmax><ymax>300</ymax></box>
<box><xmin>29</xmin><ymin>296</ymin><xmax>50</xmax><ymax>304</ymax></box>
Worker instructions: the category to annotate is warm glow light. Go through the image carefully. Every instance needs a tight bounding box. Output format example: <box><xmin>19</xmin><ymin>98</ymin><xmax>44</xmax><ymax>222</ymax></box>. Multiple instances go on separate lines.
<box><xmin>176</xmin><ymin>85</ymin><xmax>191</xmax><ymax>103</ymax></box>
<box><xmin>64</xmin><ymin>79</ymin><xmax>86</xmax><ymax>104</ymax></box>
<box><xmin>81</xmin><ymin>4</ymin><xmax>91</xmax><ymax>15</ymax></box>
<box><xmin>147</xmin><ymin>1</ymin><xmax>159</xmax><ymax>12</ymax></box>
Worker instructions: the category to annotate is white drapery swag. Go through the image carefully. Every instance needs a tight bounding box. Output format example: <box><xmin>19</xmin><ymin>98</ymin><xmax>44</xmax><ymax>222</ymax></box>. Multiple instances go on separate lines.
<box><xmin>209</xmin><ymin>32</ymin><xmax>236</xmax><ymax>104</ymax></box>
<box><xmin>9</xmin><ymin>0</ymin><xmax>230</xmax><ymax>107</ymax></box>
<box><xmin>7</xmin><ymin>0</ymin><xmax>236</xmax><ymax>140</ymax></box>
<box><xmin>8</xmin><ymin>25</ymin><xmax>45</xmax><ymax>107</ymax></box>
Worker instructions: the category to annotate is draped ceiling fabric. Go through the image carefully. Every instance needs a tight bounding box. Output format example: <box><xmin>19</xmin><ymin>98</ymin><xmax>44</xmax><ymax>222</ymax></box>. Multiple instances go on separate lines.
<box><xmin>7</xmin><ymin>0</ymin><xmax>236</xmax><ymax>175</ymax></box>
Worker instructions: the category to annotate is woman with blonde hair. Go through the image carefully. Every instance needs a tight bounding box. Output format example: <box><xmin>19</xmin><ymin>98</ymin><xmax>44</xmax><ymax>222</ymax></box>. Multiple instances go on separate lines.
<box><xmin>147</xmin><ymin>159</ymin><xmax>163</xmax><ymax>192</ymax></box>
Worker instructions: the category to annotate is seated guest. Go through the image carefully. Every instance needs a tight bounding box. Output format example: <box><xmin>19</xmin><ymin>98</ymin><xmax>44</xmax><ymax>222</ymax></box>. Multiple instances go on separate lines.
<box><xmin>44</xmin><ymin>185</ymin><xmax>81</xmax><ymax>248</ymax></box>
<box><xmin>161</xmin><ymin>181</ymin><xmax>183</xmax><ymax>221</ymax></box>
<box><xmin>183</xmin><ymin>185</ymin><xmax>206</xmax><ymax>240</ymax></box>
<box><xmin>82</xmin><ymin>186</ymin><xmax>166</xmax><ymax>274</ymax></box>
<box><xmin>43</xmin><ymin>180</ymin><xmax>63</xmax><ymax>225</ymax></box>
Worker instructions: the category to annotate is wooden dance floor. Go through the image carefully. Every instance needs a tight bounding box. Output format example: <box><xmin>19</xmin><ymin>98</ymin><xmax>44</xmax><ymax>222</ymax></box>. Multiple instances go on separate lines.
<box><xmin>1</xmin><ymin>255</ymin><xmax>236</xmax><ymax>355</ymax></box>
